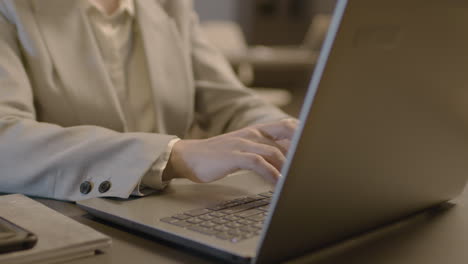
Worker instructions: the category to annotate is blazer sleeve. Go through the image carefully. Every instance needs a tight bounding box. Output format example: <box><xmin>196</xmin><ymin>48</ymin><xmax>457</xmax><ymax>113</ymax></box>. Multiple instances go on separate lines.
<box><xmin>0</xmin><ymin>12</ymin><xmax>176</xmax><ymax>201</ymax></box>
<box><xmin>189</xmin><ymin>12</ymin><xmax>291</xmax><ymax>137</ymax></box>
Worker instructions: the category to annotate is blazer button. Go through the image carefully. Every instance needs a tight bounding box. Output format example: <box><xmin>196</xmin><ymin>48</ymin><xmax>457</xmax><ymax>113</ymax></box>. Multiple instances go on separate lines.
<box><xmin>99</xmin><ymin>181</ymin><xmax>112</xmax><ymax>193</ymax></box>
<box><xmin>80</xmin><ymin>181</ymin><xmax>93</xmax><ymax>194</ymax></box>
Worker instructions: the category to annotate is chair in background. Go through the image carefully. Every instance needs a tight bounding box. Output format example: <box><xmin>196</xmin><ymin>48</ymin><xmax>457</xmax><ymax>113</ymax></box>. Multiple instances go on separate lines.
<box><xmin>200</xmin><ymin>14</ymin><xmax>332</xmax><ymax>107</ymax></box>
<box><xmin>201</xmin><ymin>21</ymin><xmax>292</xmax><ymax>107</ymax></box>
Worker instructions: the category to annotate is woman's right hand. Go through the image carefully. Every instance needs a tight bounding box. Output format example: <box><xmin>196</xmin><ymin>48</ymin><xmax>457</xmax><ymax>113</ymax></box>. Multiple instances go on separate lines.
<box><xmin>162</xmin><ymin>119</ymin><xmax>298</xmax><ymax>184</ymax></box>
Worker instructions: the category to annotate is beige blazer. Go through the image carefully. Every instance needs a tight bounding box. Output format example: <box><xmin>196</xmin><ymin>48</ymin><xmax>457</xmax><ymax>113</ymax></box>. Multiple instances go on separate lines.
<box><xmin>0</xmin><ymin>0</ymin><xmax>288</xmax><ymax>201</ymax></box>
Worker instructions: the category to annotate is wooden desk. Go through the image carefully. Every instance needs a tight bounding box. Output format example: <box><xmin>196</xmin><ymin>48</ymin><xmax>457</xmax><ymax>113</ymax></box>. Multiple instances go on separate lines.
<box><xmin>37</xmin><ymin>187</ymin><xmax>468</xmax><ymax>264</ymax></box>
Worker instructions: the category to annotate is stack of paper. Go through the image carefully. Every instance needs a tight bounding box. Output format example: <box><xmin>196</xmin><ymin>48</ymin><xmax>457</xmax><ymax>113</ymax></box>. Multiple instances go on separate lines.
<box><xmin>0</xmin><ymin>194</ymin><xmax>111</xmax><ymax>264</ymax></box>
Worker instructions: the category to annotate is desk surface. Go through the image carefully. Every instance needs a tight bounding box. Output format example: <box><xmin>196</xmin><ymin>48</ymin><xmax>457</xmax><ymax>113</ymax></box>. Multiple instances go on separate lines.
<box><xmin>36</xmin><ymin>187</ymin><xmax>468</xmax><ymax>264</ymax></box>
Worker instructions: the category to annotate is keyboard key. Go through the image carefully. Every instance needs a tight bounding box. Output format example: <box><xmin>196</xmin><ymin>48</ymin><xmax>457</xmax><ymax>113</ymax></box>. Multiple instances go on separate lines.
<box><xmin>240</xmin><ymin>233</ymin><xmax>257</xmax><ymax>240</ymax></box>
<box><xmin>185</xmin><ymin>208</ymin><xmax>211</xmax><ymax>217</ymax></box>
<box><xmin>207</xmin><ymin>203</ymin><xmax>235</xmax><ymax>211</ymax></box>
<box><xmin>224</xmin><ymin>215</ymin><xmax>241</xmax><ymax>221</ymax></box>
<box><xmin>253</xmin><ymin>222</ymin><xmax>264</xmax><ymax>229</ymax></box>
<box><xmin>246</xmin><ymin>195</ymin><xmax>265</xmax><ymax>202</ymax></box>
<box><xmin>250</xmin><ymin>200</ymin><xmax>270</xmax><ymax>207</ymax></box>
<box><xmin>212</xmin><ymin>218</ymin><xmax>229</xmax><ymax>225</ymax></box>
<box><xmin>199</xmin><ymin>215</ymin><xmax>215</xmax><ymax>221</ymax></box>
<box><xmin>228</xmin><ymin>229</ymin><xmax>247</xmax><ymax>236</ymax></box>
<box><xmin>240</xmin><ymin>226</ymin><xmax>261</xmax><ymax>233</ymax></box>
<box><xmin>226</xmin><ymin>222</ymin><xmax>244</xmax><ymax>229</ymax></box>
<box><xmin>248</xmin><ymin>214</ymin><xmax>266</xmax><ymax>221</ymax></box>
<box><xmin>188</xmin><ymin>226</ymin><xmax>218</xmax><ymax>236</ymax></box>
<box><xmin>200</xmin><ymin>221</ymin><xmax>217</xmax><ymax>228</ymax></box>
<box><xmin>235</xmin><ymin>209</ymin><xmax>263</xmax><ymax>218</ymax></box>
<box><xmin>219</xmin><ymin>207</ymin><xmax>243</xmax><ymax>215</ymax></box>
<box><xmin>207</xmin><ymin>196</ymin><xmax>261</xmax><ymax>211</ymax></box>
<box><xmin>187</xmin><ymin>217</ymin><xmax>203</xmax><ymax>224</ymax></box>
<box><xmin>220</xmin><ymin>201</ymin><xmax>269</xmax><ymax>215</ymax></box>
<box><xmin>237</xmin><ymin>196</ymin><xmax>260</xmax><ymax>204</ymax></box>
<box><xmin>173</xmin><ymin>214</ymin><xmax>191</xmax><ymax>220</ymax></box>
<box><xmin>171</xmin><ymin>220</ymin><xmax>193</xmax><ymax>228</ymax></box>
<box><xmin>216</xmin><ymin>232</ymin><xmax>236</xmax><ymax>240</ymax></box>
<box><xmin>236</xmin><ymin>219</ymin><xmax>255</xmax><ymax>225</ymax></box>
<box><xmin>207</xmin><ymin>198</ymin><xmax>244</xmax><ymax>211</ymax></box>
<box><xmin>209</xmin><ymin>212</ymin><xmax>227</xmax><ymax>218</ymax></box>
<box><xmin>214</xmin><ymin>225</ymin><xmax>232</xmax><ymax>232</ymax></box>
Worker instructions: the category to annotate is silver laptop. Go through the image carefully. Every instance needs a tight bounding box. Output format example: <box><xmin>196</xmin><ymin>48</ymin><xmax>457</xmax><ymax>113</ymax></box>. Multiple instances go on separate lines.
<box><xmin>78</xmin><ymin>0</ymin><xmax>468</xmax><ymax>263</ymax></box>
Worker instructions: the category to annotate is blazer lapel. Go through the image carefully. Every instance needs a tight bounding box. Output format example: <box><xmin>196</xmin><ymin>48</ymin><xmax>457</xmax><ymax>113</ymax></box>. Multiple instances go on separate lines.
<box><xmin>135</xmin><ymin>0</ymin><xmax>194</xmax><ymax>137</ymax></box>
<box><xmin>31</xmin><ymin>0</ymin><xmax>127</xmax><ymax>131</ymax></box>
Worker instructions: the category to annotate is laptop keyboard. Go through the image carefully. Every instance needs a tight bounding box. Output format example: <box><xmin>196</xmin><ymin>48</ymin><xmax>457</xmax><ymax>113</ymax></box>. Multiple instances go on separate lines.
<box><xmin>160</xmin><ymin>191</ymin><xmax>273</xmax><ymax>243</ymax></box>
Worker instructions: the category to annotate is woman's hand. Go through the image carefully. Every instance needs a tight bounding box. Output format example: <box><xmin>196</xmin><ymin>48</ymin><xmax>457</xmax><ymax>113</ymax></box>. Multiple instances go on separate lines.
<box><xmin>163</xmin><ymin>119</ymin><xmax>298</xmax><ymax>184</ymax></box>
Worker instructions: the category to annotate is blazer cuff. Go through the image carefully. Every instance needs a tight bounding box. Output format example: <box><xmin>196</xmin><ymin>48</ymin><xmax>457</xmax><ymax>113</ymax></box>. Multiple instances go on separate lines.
<box><xmin>131</xmin><ymin>138</ymin><xmax>180</xmax><ymax>196</ymax></box>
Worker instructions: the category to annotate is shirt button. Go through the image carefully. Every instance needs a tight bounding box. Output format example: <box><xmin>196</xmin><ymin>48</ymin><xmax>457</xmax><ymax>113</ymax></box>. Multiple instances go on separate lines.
<box><xmin>80</xmin><ymin>181</ymin><xmax>93</xmax><ymax>194</ymax></box>
<box><xmin>99</xmin><ymin>181</ymin><xmax>112</xmax><ymax>193</ymax></box>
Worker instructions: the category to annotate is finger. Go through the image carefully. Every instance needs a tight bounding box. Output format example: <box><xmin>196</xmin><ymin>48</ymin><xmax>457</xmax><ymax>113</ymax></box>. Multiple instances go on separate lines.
<box><xmin>236</xmin><ymin>140</ymin><xmax>286</xmax><ymax>172</ymax></box>
<box><xmin>257</xmin><ymin>119</ymin><xmax>298</xmax><ymax>141</ymax></box>
<box><xmin>237</xmin><ymin>153</ymin><xmax>281</xmax><ymax>184</ymax></box>
<box><xmin>236</xmin><ymin>128</ymin><xmax>288</xmax><ymax>154</ymax></box>
<box><xmin>276</xmin><ymin>139</ymin><xmax>291</xmax><ymax>152</ymax></box>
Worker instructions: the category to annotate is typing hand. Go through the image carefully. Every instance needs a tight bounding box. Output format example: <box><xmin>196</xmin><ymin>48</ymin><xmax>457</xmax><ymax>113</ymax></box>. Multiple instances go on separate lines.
<box><xmin>163</xmin><ymin>119</ymin><xmax>298</xmax><ymax>184</ymax></box>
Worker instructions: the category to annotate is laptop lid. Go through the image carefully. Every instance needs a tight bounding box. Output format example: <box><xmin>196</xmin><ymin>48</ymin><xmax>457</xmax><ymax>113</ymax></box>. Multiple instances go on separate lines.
<box><xmin>254</xmin><ymin>0</ymin><xmax>468</xmax><ymax>263</ymax></box>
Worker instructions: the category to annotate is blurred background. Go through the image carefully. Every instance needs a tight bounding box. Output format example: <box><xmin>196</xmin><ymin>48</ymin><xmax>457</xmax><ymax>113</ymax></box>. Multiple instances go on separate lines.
<box><xmin>194</xmin><ymin>0</ymin><xmax>337</xmax><ymax>117</ymax></box>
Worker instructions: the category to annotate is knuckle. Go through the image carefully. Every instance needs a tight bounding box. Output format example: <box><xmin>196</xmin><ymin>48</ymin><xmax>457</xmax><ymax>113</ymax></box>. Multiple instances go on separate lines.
<box><xmin>273</xmin><ymin>148</ymin><xmax>285</xmax><ymax>160</ymax></box>
<box><xmin>248</xmin><ymin>154</ymin><xmax>264</xmax><ymax>165</ymax></box>
<box><xmin>234</xmin><ymin>137</ymin><xmax>250</xmax><ymax>146</ymax></box>
<box><xmin>281</xmin><ymin>119</ymin><xmax>291</xmax><ymax>125</ymax></box>
<box><xmin>283</xmin><ymin>118</ymin><xmax>297</xmax><ymax>129</ymax></box>
<box><xmin>245</xmin><ymin>127</ymin><xmax>262</xmax><ymax>138</ymax></box>
<box><xmin>286</xmin><ymin>123</ymin><xmax>296</xmax><ymax>132</ymax></box>
<box><xmin>227</xmin><ymin>137</ymin><xmax>249</xmax><ymax>147</ymax></box>
<box><xmin>264</xmin><ymin>146</ymin><xmax>282</xmax><ymax>159</ymax></box>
